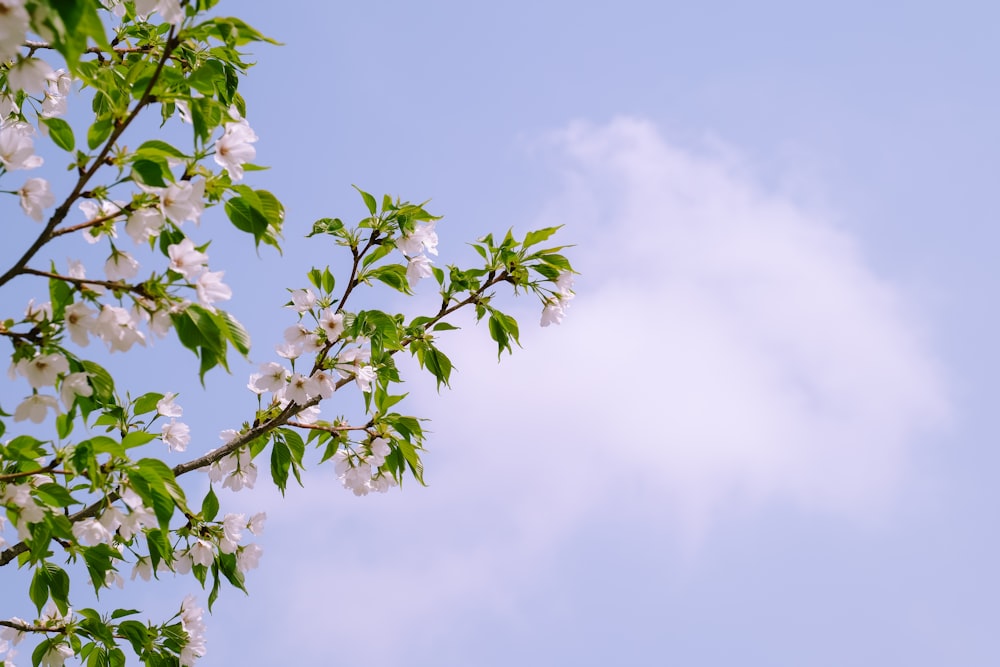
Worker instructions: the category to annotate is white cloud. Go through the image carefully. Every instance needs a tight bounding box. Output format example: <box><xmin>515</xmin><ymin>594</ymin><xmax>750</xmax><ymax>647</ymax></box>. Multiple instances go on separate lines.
<box><xmin>211</xmin><ymin>117</ymin><xmax>951</xmax><ymax>664</ymax></box>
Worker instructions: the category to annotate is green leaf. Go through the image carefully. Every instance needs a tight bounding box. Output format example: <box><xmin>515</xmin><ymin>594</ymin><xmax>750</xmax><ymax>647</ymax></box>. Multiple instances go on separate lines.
<box><xmin>87</xmin><ymin>117</ymin><xmax>113</xmax><ymax>150</ymax></box>
<box><xmin>132</xmin><ymin>392</ymin><xmax>163</xmax><ymax>415</ymax></box>
<box><xmin>353</xmin><ymin>185</ymin><xmax>377</xmax><ymax>215</ymax></box>
<box><xmin>366</xmin><ymin>264</ymin><xmax>411</xmax><ymax>294</ymax></box>
<box><xmin>135</xmin><ymin>140</ymin><xmax>187</xmax><ymax>159</ymax></box>
<box><xmin>29</xmin><ymin>566</ymin><xmax>49</xmax><ymax>613</ymax></box>
<box><xmin>117</xmin><ymin>620</ymin><xmax>150</xmax><ymax>654</ymax></box>
<box><xmin>80</xmin><ymin>361</ymin><xmax>114</xmax><ymax>401</ymax></box>
<box><xmin>225</xmin><ymin>196</ymin><xmax>269</xmax><ymax>244</ymax></box>
<box><xmin>270</xmin><ymin>438</ymin><xmax>291</xmax><ymax>494</ymax></box>
<box><xmin>522</xmin><ymin>226</ymin><xmax>562</xmax><ymax>250</ymax></box>
<box><xmin>219</xmin><ymin>310</ymin><xmax>251</xmax><ymax>356</ymax></box>
<box><xmin>42</xmin><ymin>117</ymin><xmax>75</xmax><ymax>151</ymax></box>
<box><xmin>201</xmin><ymin>486</ymin><xmax>219</xmax><ymax>522</ymax></box>
<box><xmin>130</xmin><ymin>158</ymin><xmax>170</xmax><ymax>187</ymax></box>
<box><xmin>307</xmin><ymin>217</ymin><xmax>344</xmax><ymax>237</ymax></box>
<box><xmin>34</xmin><ymin>483</ymin><xmax>77</xmax><ymax>507</ymax></box>
<box><xmin>122</xmin><ymin>431</ymin><xmax>158</xmax><ymax>449</ymax></box>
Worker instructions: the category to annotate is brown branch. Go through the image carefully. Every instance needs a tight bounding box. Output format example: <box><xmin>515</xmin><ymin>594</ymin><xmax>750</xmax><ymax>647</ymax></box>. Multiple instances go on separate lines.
<box><xmin>286</xmin><ymin>420</ymin><xmax>372</xmax><ymax>434</ymax></box>
<box><xmin>50</xmin><ymin>207</ymin><xmax>132</xmax><ymax>238</ymax></box>
<box><xmin>21</xmin><ymin>267</ymin><xmax>151</xmax><ymax>296</ymax></box>
<box><xmin>0</xmin><ymin>619</ymin><xmax>67</xmax><ymax>636</ymax></box>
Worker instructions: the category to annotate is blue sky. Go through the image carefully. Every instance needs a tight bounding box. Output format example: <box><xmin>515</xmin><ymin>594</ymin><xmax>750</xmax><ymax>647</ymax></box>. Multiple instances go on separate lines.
<box><xmin>3</xmin><ymin>1</ymin><xmax>999</xmax><ymax>665</ymax></box>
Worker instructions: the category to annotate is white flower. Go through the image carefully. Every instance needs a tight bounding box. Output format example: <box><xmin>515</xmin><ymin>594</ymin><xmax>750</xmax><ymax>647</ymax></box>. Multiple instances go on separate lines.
<box><xmin>13</xmin><ymin>394</ymin><xmax>58</xmax><ymax>423</ymax></box>
<box><xmin>59</xmin><ymin>372</ymin><xmax>92</xmax><ymax>409</ymax></box>
<box><xmin>0</xmin><ymin>92</ymin><xmax>18</xmax><ymax>118</ymax></box>
<box><xmin>540</xmin><ymin>298</ymin><xmax>567</xmax><ymax>327</ymax></box>
<box><xmin>196</xmin><ymin>270</ymin><xmax>232</xmax><ymax>306</ymax></box>
<box><xmin>159</xmin><ymin>179</ymin><xmax>205</xmax><ymax>225</ymax></box>
<box><xmin>17</xmin><ymin>353</ymin><xmax>68</xmax><ymax>388</ymax></box>
<box><xmin>213</xmin><ymin>116</ymin><xmax>258</xmax><ymax>181</ymax></box>
<box><xmin>370</xmin><ymin>470</ymin><xmax>397</xmax><ymax>493</ymax></box>
<box><xmin>221</xmin><ymin>513</ymin><xmax>244</xmax><ymax>546</ymax></box>
<box><xmin>162</xmin><ymin>419</ymin><xmax>190</xmax><ymax>452</ymax></box>
<box><xmin>18</xmin><ymin>178</ymin><xmax>54</xmax><ymax>222</ymax></box>
<box><xmin>168</xmin><ymin>238</ymin><xmax>209</xmax><ymax>280</ymax></box>
<box><xmin>72</xmin><ymin>517</ymin><xmax>111</xmax><ymax>546</ymax></box>
<box><xmin>104</xmin><ymin>250</ymin><xmax>139</xmax><ymax>281</ymax></box>
<box><xmin>247</xmin><ymin>512</ymin><xmax>266</xmax><ymax>535</ymax></box>
<box><xmin>189</xmin><ymin>539</ymin><xmax>214</xmax><ymax>567</ymax></box>
<box><xmin>64</xmin><ymin>316</ymin><xmax>94</xmax><ymax>355</ymax></box>
<box><xmin>24</xmin><ymin>298</ymin><xmax>52</xmax><ymax>322</ymax></box>
<box><xmin>95</xmin><ymin>304</ymin><xmax>146</xmax><ymax>352</ymax></box>
<box><xmin>125</xmin><ymin>207</ymin><xmax>164</xmax><ymax>243</ymax></box>
<box><xmin>0</xmin><ymin>617</ymin><xmax>26</xmax><ymax>646</ymax></box>
<box><xmin>156</xmin><ymin>392</ymin><xmax>183</xmax><ymax>418</ymax></box>
<box><xmin>135</xmin><ymin>0</ymin><xmax>184</xmax><ymax>26</ymax></box>
<box><xmin>221</xmin><ymin>449</ymin><xmax>257</xmax><ymax>492</ymax></box>
<box><xmin>284</xmin><ymin>373</ymin><xmax>316</xmax><ymax>405</ymax></box>
<box><xmin>287</xmin><ymin>288</ymin><xmax>316</xmax><ymax>312</ymax></box>
<box><xmin>274</xmin><ymin>341</ymin><xmax>300</xmax><ymax>360</ymax></box>
<box><xmin>354</xmin><ymin>365</ymin><xmax>376</xmax><ymax>393</ymax></box>
<box><xmin>310</xmin><ymin>369</ymin><xmax>336</xmax><ymax>399</ymax></box>
<box><xmin>104</xmin><ymin>570</ymin><xmax>124</xmax><ymax>589</ymax></box>
<box><xmin>39</xmin><ymin>642</ymin><xmax>72</xmax><ymax>667</ymax></box>
<box><xmin>319</xmin><ymin>310</ymin><xmax>344</xmax><ymax>341</ymax></box>
<box><xmin>249</xmin><ymin>362</ymin><xmax>286</xmax><ymax>394</ymax></box>
<box><xmin>0</xmin><ymin>121</ymin><xmax>42</xmax><ymax>171</ymax></box>
<box><xmin>406</xmin><ymin>254</ymin><xmax>434</xmax><ymax>287</ymax></box>
<box><xmin>40</xmin><ymin>68</ymin><xmax>72</xmax><ymax>118</ymax></box>
<box><xmin>7</xmin><ymin>57</ymin><xmax>53</xmax><ymax>95</ymax></box>
<box><xmin>368</xmin><ymin>437</ymin><xmax>391</xmax><ymax>467</ymax></box>
<box><xmin>130</xmin><ymin>557</ymin><xmax>153</xmax><ymax>582</ymax></box>
<box><xmin>555</xmin><ymin>271</ymin><xmax>575</xmax><ymax>299</ymax></box>
<box><xmin>179</xmin><ymin>594</ymin><xmax>207</xmax><ymax>666</ymax></box>
<box><xmin>236</xmin><ymin>543</ymin><xmax>262</xmax><ymax>573</ymax></box>
<box><xmin>396</xmin><ymin>220</ymin><xmax>438</xmax><ymax>256</ymax></box>
<box><xmin>0</xmin><ymin>0</ymin><xmax>29</xmax><ymax>61</ymax></box>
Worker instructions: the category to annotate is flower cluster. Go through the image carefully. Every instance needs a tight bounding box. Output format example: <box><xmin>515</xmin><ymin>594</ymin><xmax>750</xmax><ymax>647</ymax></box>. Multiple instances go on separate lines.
<box><xmin>332</xmin><ymin>437</ymin><xmax>397</xmax><ymax>496</ymax></box>
<box><xmin>396</xmin><ymin>219</ymin><xmax>438</xmax><ymax>288</ymax></box>
<box><xmin>540</xmin><ymin>270</ymin><xmax>575</xmax><ymax>327</ymax></box>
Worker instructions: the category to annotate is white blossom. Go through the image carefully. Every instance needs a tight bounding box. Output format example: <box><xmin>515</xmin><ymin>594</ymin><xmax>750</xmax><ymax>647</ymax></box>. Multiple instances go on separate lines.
<box><xmin>168</xmin><ymin>238</ymin><xmax>209</xmax><ymax>280</ymax></box>
<box><xmin>24</xmin><ymin>298</ymin><xmax>52</xmax><ymax>322</ymax></box>
<box><xmin>249</xmin><ymin>361</ymin><xmax>286</xmax><ymax>394</ymax></box>
<box><xmin>125</xmin><ymin>207</ymin><xmax>165</xmax><ymax>243</ymax></box>
<box><xmin>396</xmin><ymin>220</ymin><xmax>438</xmax><ymax>256</ymax></box>
<box><xmin>17</xmin><ymin>353</ymin><xmax>68</xmax><ymax>388</ymax></box>
<box><xmin>7</xmin><ymin>57</ymin><xmax>53</xmax><ymax>95</ymax></box>
<box><xmin>368</xmin><ymin>437</ymin><xmax>391</xmax><ymax>467</ymax></box>
<box><xmin>179</xmin><ymin>594</ymin><xmax>207</xmax><ymax>666</ymax></box>
<box><xmin>284</xmin><ymin>373</ymin><xmax>316</xmax><ymax>405</ymax></box>
<box><xmin>157</xmin><ymin>392</ymin><xmax>183</xmax><ymax>418</ymax></box>
<box><xmin>17</xmin><ymin>178</ymin><xmax>54</xmax><ymax>222</ymax></box>
<box><xmin>40</xmin><ymin>69</ymin><xmax>72</xmax><ymax>118</ymax></box>
<box><xmin>247</xmin><ymin>512</ymin><xmax>266</xmax><ymax>535</ymax></box>
<box><xmin>39</xmin><ymin>642</ymin><xmax>72</xmax><ymax>667</ymax></box>
<box><xmin>221</xmin><ymin>449</ymin><xmax>257</xmax><ymax>492</ymax></box>
<box><xmin>104</xmin><ymin>570</ymin><xmax>124</xmax><ymax>590</ymax></box>
<box><xmin>540</xmin><ymin>298</ymin><xmax>567</xmax><ymax>327</ymax></box>
<box><xmin>319</xmin><ymin>310</ymin><xmax>344</xmax><ymax>341</ymax></box>
<box><xmin>95</xmin><ymin>304</ymin><xmax>146</xmax><ymax>352</ymax></box>
<box><xmin>406</xmin><ymin>254</ymin><xmax>434</xmax><ymax>287</ymax></box>
<box><xmin>104</xmin><ymin>250</ymin><xmax>139</xmax><ymax>281</ymax></box>
<box><xmin>213</xmin><ymin>113</ymin><xmax>258</xmax><ymax>180</ymax></box>
<box><xmin>0</xmin><ymin>121</ymin><xmax>42</xmax><ymax>171</ymax></box>
<box><xmin>72</xmin><ymin>518</ymin><xmax>111</xmax><ymax>546</ymax></box>
<box><xmin>64</xmin><ymin>301</ymin><xmax>95</xmax><ymax>346</ymax></box>
<box><xmin>13</xmin><ymin>394</ymin><xmax>58</xmax><ymax>423</ymax></box>
<box><xmin>236</xmin><ymin>543</ymin><xmax>262</xmax><ymax>572</ymax></box>
<box><xmin>196</xmin><ymin>270</ymin><xmax>232</xmax><ymax>306</ymax></box>
<box><xmin>135</xmin><ymin>0</ymin><xmax>184</xmax><ymax>26</ymax></box>
<box><xmin>287</xmin><ymin>288</ymin><xmax>316</xmax><ymax>312</ymax></box>
<box><xmin>162</xmin><ymin>419</ymin><xmax>190</xmax><ymax>452</ymax></box>
<box><xmin>310</xmin><ymin>369</ymin><xmax>337</xmax><ymax>399</ymax></box>
<box><xmin>59</xmin><ymin>372</ymin><xmax>92</xmax><ymax>409</ymax></box>
<box><xmin>189</xmin><ymin>539</ymin><xmax>214</xmax><ymax>567</ymax></box>
<box><xmin>0</xmin><ymin>0</ymin><xmax>29</xmax><ymax>61</ymax></box>
<box><xmin>159</xmin><ymin>179</ymin><xmax>205</xmax><ymax>225</ymax></box>
<box><xmin>131</xmin><ymin>557</ymin><xmax>153</xmax><ymax>582</ymax></box>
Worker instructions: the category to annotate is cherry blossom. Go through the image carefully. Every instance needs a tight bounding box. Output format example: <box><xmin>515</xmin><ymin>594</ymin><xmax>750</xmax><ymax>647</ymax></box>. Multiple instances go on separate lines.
<box><xmin>0</xmin><ymin>0</ymin><xmax>29</xmax><ymax>61</ymax></box>
<box><xmin>0</xmin><ymin>121</ymin><xmax>42</xmax><ymax>171</ymax></box>
<box><xmin>13</xmin><ymin>394</ymin><xmax>58</xmax><ymax>423</ymax></box>
<box><xmin>17</xmin><ymin>353</ymin><xmax>68</xmax><ymax>388</ymax></box>
<box><xmin>59</xmin><ymin>372</ymin><xmax>93</xmax><ymax>409</ymax></box>
<box><xmin>162</xmin><ymin>419</ymin><xmax>191</xmax><ymax>452</ymax></box>
<box><xmin>179</xmin><ymin>595</ymin><xmax>207</xmax><ymax>666</ymax></box>
<box><xmin>213</xmin><ymin>112</ymin><xmax>258</xmax><ymax>180</ymax></box>
<box><xmin>397</xmin><ymin>220</ymin><xmax>438</xmax><ymax>256</ymax></box>
<box><xmin>168</xmin><ymin>238</ymin><xmax>209</xmax><ymax>279</ymax></box>
<box><xmin>406</xmin><ymin>254</ymin><xmax>434</xmax><ymax>287</ymax></box>
<box><xmin>125</xmin><ymin>207</ymin><xmax>165</xmax><ymax>243</ymax></box>
<box><xmin>17</xmin><ymin>177</ymin><xmax>54</xmax><ymax>222</ymax></box>
<box><xmin>7</xmin><ymin>57</ymin><xmax>53</xmax><ymax>94</ymax></box>
<box><xmin>196</xmin><ymin>270</ymin><xmax>232</xmax><ymax>306</ymax></box>
<box><xmin>157</xmin><ymin>392</ymin><xmax>183</xmax><ymax>418</ymax></box>
<box><xmin>104</xmin><ymin>249</ymin><xmax>139</xmax><ymax>281</ymax></box>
